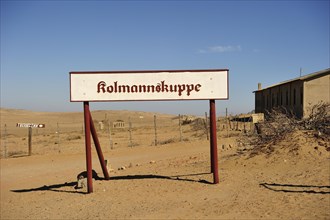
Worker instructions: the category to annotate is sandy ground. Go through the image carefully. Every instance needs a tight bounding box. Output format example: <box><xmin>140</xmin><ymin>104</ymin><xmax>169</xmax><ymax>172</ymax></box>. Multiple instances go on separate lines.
<box><xmin>1</xmin><ymin>109</ymin><xmax>329</xmax><ymax>219</ymax></box>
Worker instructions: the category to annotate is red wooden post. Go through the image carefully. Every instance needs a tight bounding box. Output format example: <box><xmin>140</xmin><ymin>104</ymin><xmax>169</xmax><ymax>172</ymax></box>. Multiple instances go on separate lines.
<box><xmin>210</xmin><ymin>114</ymin><xmax>214</xmax><ymax>173</ymax></box>
<box><xmin>89</xmin><ymin>112</ymin><xmax>110</xmax><ymax>180</ymax></box>
<box><xmin>83</xmin><ymin>102</ymin><xmax>93</xmax><ymax>193</ymax></box>
<box><xmin>209</xmin><ymin>99</ymin><xmax>219</xmax><ymax>184</ymax></box>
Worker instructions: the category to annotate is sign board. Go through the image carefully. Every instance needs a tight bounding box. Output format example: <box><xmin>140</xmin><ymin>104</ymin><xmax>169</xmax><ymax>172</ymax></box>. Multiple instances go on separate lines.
<box><xmin>252</xmin><ymin>113</ymin><xmax>264</xmax><ymax>124</ymax></box>
<box><xmin>17</xmin><ymin>123</ymin><xmax>45</xmax><ymax>128</ymax></box>
<box><xmin>70</xmin><ymin>69</ymin><xmax>229</xmax><ymax>102</ymax></box>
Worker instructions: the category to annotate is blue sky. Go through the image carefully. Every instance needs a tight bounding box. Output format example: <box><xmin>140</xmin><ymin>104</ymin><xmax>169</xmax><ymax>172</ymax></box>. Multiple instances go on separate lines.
<box><xmin>1</xmin><ymin>0</ymin><xmax>329</xmax><ymax>116</ymax></box>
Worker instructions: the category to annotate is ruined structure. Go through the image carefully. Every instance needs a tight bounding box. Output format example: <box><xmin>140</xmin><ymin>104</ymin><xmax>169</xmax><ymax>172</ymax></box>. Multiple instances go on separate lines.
<box><xmin>254</xmin><ymin>68</ymin><xmax>330</xmax><ymax>118</ymax></box>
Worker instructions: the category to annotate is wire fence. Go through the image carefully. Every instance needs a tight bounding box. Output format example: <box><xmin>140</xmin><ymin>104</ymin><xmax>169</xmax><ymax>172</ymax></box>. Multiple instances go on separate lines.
<box><xmin>0</xmin><ymin>113</ymin><xmax>255</xmax><ymax>158</ymax></box>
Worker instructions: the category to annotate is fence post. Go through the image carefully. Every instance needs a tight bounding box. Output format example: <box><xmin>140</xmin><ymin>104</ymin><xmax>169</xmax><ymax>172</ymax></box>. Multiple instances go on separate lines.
<box><xmin>228</xmin><ymin>117</ymin><xmax>232</xmax><ymax>130</ymax></box>
<box><xmin>154</xmin><ymin>115</ymin><xmax>158</xmax><ymax>146</ymax></box>
<box><xmin>128</xmin><ymin>117</ymin><xmax>133</xmax><ymax>147</ymax></box>
<box><xmin>243</xmin><ymin>120</ymin><xmax>246</xmax><ymax>133</ymax></box>
<box><xmin>4</xmin><ymin>124</ymin><xmax>7</xmax><ymax>158</ymax></box>
<box><xmin>226</xmin><ymin>108</ymin><xmax>229</xmax><ymax>137</ymax></box>
<box><xmin>108</xmin><ymin>121</ymin><xmax>113</xmax><ymax>149</ymax></box>
<box><xmin>179</xmin><ymin>114</ymin><xmax>183</xmax><ymax>142</ymax></box>
<box><xmin>56</xmin><ymin>122</ymin><xmax>60</xmax><ymax>153</ymax></box>
<box><xmin>204</xmin><ymin>112</ymin><xmax>209</xmax><ymax>140</ymax></box>
<box><xmin>28</xmin><ymin>126</ymin><xmax>32</xmax><ymax>156</ymax></box>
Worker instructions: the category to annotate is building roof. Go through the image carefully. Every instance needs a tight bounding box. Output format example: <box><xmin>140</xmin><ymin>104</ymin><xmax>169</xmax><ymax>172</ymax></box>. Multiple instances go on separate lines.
<box><xmin>253</xmin><ymin>68</ymin><xmax>330</xmax><ymax>93</ymax></box>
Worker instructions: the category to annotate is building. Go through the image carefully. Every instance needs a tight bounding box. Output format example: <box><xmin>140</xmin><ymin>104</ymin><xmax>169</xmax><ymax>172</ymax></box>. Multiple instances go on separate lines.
<box><xmin>112</xmin><ymin>120</ymin><xmax>125</xmax><ymax>128</ymax></box>
<box><xmin>254</xmin><ymin>68</ymin><xmax>330</xmax><ymax>118</ymax></box>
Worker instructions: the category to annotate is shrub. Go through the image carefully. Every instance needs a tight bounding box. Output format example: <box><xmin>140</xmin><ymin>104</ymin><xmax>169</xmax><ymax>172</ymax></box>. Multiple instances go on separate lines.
<box><xmin>303</xmin><ymin>102</ymin><xmax>330</xmax><ymax>135</ymax></box>
<box><xmin>66</xmin><ymin>135</ymin><xmax>81</xmax><ymax>141</ymax></box>
<box><xmin>238</xmin><ymin>103</ymin><xmax>330</xmax><ymax>156</ymax></box>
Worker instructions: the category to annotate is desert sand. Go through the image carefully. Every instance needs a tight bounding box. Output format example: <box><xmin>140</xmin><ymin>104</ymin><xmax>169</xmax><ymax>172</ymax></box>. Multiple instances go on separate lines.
<box><xmin>0</xmin><ymin>108</ymin><xmax>329</xmax><ymax>219</ymax></box>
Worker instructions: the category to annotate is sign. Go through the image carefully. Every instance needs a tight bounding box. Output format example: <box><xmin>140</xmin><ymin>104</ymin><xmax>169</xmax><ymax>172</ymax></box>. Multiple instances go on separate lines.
<box><xmin>16</xmin><ymin>123</ymin><xmax>45</xmax><ymax>128</ymax></box>
<box><xmin>252</xmin><ymin>113</ymin><xmax>264</xmax><ymax>124</ymax></box>
<box><xmin>70</xmin><ymin>69</ymin><xmax>229</xmax><ymax>102</ymax></box>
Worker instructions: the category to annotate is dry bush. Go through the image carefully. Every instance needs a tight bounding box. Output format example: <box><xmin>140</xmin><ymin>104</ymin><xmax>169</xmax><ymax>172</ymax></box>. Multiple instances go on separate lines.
<box><xmin>189</xmin><ymin>118</ymin><xmax>209</xmax><ymax>139</ymax></box>
<box><xmin>158</xmin><ymin>138</ymin><xmax>176</xmax><ymax>145</ymax></box>
<box><xmin>7</xmin><ymin>150</ymin><xmax>26</xmax><ymax>158</ymax></box>
<box><xmin>66</xmin><ymin>134</ymin><xmax>82</xmax><ymax>141</ymax></box>
<box><xmin>238</xmin><ymin>107</ymin><xmax>297</xmax><ymax>156</ymax></box>
<box><xmin>128</xmin><ymin>142</ymin><xmax>139</xmax><ymax>147</ymax></box>
<box><xmin>259</xmin><ymin>107</ymin><xmax>297</xmax><ymax>142</ymax></box>
<box><xmin>303</xmin><ymin>102</ymin><xmax>330</xmax><ymax>136</ymax></box>
<box><xmin>191</xmin><ymin>118</ymin><xmax>208</xmax><ymax>132</ymax></box>
<box><xmin>238</xmin><ymin>103</ymin><xmax>330</xmax><ymax>157</ymax></box>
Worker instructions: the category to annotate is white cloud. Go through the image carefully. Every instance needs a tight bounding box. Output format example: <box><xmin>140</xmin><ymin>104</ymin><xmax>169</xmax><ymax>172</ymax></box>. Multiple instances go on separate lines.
<box><xmin>199</xmin><ymin>45</ymin><xmax>242</xmax><ymax>53</ymax></box>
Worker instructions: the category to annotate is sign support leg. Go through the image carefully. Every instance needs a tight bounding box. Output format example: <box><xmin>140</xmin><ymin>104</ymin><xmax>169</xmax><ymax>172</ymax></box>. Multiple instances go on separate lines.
<box><xmin>89</xmin><ymin>112</ymin><xmax>110</xmax><ymax>180</ymax></box>
<box><xmin>83</xmin><ymin>102</ymin><xmax>93</xmax><ymax>193</ymax></box>
<box><xmin>209</xmin><ymin>99</ymin><xmax>219</xmax><ymax>184</ymax></box>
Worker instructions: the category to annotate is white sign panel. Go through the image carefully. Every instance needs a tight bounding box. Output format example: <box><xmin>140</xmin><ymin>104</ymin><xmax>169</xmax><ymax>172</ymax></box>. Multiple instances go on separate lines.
<box><xmin>17</xmin><ymin>123</ymin><xmax>45</xmax><ymax>128</ymax></box>
<box><xmin>70</xmin><ymin>70</ymin><xmax>228</xmax><ymax>102</ymax></box>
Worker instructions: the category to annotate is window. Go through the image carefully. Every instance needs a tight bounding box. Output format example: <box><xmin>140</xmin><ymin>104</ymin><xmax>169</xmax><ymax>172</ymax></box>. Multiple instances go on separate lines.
<box><xmin>293</xmin><ymin>88</ymin><xmax>296</xmax><ymax>105</ymax></box>
<box><xmin>286</xmin><ymin>91</ymin><xmax>289</xmax><ymax>105</ymax></box>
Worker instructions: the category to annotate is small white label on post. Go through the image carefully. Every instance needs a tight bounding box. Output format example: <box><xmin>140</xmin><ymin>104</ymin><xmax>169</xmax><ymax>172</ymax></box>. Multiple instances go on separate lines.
<box><xmin>16</xmin><ymin>123</ymin><xmax>45</xmax><ymax>128</ymax></box>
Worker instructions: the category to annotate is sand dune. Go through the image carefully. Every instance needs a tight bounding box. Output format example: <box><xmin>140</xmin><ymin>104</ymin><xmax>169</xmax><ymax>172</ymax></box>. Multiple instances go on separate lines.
<box><xmin>1</xmin><ymin>108</ymin><xmax>329</xmax><ymax>219</ymax></box>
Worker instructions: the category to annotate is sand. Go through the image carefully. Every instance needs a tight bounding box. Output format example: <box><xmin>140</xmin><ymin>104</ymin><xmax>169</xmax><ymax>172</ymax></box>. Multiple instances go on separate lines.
<box><xmin>0</xmin><ymin>108</ymin><xmax>329</xmax><ymax>219</ymax></box>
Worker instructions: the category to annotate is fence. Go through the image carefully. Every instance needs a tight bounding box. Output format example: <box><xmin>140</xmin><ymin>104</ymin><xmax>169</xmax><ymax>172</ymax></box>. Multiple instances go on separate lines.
<box><xmin>0</xmin><ymin>112</ymin><xmax>255</xmax><ymax>158</ymax></box>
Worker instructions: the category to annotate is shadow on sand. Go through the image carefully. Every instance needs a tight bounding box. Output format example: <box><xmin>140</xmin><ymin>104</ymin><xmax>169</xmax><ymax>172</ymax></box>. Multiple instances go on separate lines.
<box><xmin>11</xmin><ymin>172</ymin><xmax>212</xmax><ymax>194</ymax></box>
<box><xmin>260</xmin><ymin>183</ymin><xmax>330</xmax><ymax>194</ymax></box>
<box><xmin>109</xmin><ymin>172</ymin><xmax>212</xmax><ymax>184</ymax></box>
<box><xmin>11</xmin><ymin>181</ymin><xmax>87</xmax><ymax>194</ymax></box>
